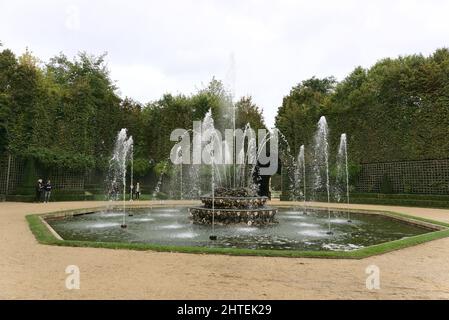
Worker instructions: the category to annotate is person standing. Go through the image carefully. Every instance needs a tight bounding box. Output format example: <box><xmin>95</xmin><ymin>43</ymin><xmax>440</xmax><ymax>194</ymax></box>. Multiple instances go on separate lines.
<box><xmin>44</xmin><ymin>180</ymin><xmax>52</xmax><ymax>203</ymax></box>
<box><xmin>135</xmin><ymin>182</ymin><xmax>141</xmax><ymax>200</ymax></box>
<box><xmin>35</xmin><ymin>179</ymin><xmax>43</xmax><ymax>203</ymax></box>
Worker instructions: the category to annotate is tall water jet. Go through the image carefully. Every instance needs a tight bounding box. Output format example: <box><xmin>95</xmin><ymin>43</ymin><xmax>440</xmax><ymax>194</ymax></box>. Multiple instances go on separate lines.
<box><xmin>292</xmin><ymin>159</ymin><xmax>301</xmax><ymax>204</ymax></box>
<box><xmin>313</xmin><ymin>116</ymin><xmax>332</xmax><ymax>235</ymax></box>
<box><xmin>129</xmin><ymin>144</ymin><xmax>134</xmax><ymax>203</ymax></box>
<box><xmin>109</xmin><ymin>129</ymin><xmax>133</xmax><ymax>228</ymax></box>
<box><xmin>180</xmin><ymin>162</ymin><xmax>183</xmax><ymax>200</ymax></box>
<box><xmin>153</xmin><ymin>161</ymin><xmax>168</xmax><ymax>200</ymax></box>
<box><xmin>173</xmin><ymin>145</ymin><xmax>184</xmax><ymax>200</ymax></box>
<box><xmin>337</xmin><ymin>133</ymin><xmax>351</xmax><ymax>222</ymax></box>
<box><xmin>201</xmin><ymin>110</ymin><xmax>220</xmax><ymax>240</ymax></box>
<box><xmin>298</xmin><ymin>145</ymin><xmax>307</xmax><ymax>213</ymax></box>
<box><xmin>210</xmin><ymin>149</ymin><xmax>217</xmax><ymax>240</ymax></box>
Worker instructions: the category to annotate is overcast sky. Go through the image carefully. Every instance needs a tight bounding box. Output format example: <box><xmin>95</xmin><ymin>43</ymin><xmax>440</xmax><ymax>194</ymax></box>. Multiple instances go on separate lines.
<box><xmin>1</xmin><ymin>0</ymin><xmax>449</xmax><ymax>128</ymax></box>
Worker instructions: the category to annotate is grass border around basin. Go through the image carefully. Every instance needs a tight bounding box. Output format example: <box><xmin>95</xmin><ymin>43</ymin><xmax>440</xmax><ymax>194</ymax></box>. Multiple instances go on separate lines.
<box><xmin>25</xmin><ymin>206</ymin><xmax>449</xmax><ymax>259</ymax></box>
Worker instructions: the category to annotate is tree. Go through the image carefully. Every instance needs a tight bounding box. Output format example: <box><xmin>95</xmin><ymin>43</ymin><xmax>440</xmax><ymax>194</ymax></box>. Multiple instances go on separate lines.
<box><xmin>275</xmin><ymin>77</ymin><xmax>336</xmax><ymax>155</ymax></box>
<box><xmin>235</xmin><ymin>96</ymin><xmax>266</xmax><ymax>130</ymax></box>
<box><xmin>0</xmin><ymin>48</ymin><xmax>17</xmax><ymax>152</ymax></box>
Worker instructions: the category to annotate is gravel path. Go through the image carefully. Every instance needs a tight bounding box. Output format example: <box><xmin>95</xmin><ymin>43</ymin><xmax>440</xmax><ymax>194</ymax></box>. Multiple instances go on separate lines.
<box><xmin>1</xmin><ymin>200</ymin><xmax>448</xmax><ymax>299</ymax></box>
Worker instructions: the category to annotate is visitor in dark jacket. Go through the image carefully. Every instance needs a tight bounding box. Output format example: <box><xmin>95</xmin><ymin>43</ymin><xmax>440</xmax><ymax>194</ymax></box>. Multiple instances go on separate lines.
<box><xmin>44</xmin><ymin>180</ymin><xmax>52</xmax><ymax>203</ymax></box>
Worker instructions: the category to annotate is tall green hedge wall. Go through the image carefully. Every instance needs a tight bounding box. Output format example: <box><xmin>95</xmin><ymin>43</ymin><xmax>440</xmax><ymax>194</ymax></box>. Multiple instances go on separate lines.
<box><xmin>275</xmin><ymin>49</ymin><xmax>449</xmax><ymax>165</ymax></box>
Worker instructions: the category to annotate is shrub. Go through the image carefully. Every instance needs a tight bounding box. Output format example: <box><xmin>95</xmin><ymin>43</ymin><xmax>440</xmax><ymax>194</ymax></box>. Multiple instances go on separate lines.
<box><xmin>154</xmin><ymin>192</ymin><xmax>169</xmax><ymax>200</ymax></box>
<box><xmin>380</xmin><ymin>174</ymin><xmax>394</xmax><ymax>194</ymax></box>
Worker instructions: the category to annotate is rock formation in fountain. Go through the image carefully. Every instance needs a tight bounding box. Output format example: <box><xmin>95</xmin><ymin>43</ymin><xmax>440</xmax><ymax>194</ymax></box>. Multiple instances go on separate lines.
<box><xmin>189</xmin><ymin>186</ymin><xmax>277</xmax><ymax>225</ymax></box>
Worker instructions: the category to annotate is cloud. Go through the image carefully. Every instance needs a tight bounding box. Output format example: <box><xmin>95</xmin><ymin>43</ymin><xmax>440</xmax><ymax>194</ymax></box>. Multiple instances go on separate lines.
<box><xmin>1</xmin><ymin>0</ymin><xmax>448</xmax><ymax>128</ymax></box>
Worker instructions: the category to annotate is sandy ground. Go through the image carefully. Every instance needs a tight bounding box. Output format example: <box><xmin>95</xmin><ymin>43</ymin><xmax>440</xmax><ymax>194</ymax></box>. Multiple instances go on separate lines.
<box><xmin>1</xmin><ymin>200</ymin><xmax>449</xmax><ymax>300</ymax></box>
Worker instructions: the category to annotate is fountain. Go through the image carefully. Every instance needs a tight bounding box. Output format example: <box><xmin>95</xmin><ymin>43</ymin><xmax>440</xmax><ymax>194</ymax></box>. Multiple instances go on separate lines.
<box><xmin>313</xmin><ymin>116</ymin><xmax>333</xmax><ymax>235</ymax></box>
<box><xmin>188</xmin><ymin>109</ymin><xmax>277</xmax><ymax>228</ymax></box>
<box><xmin>47</xmin><ymin>116</ymin><xmax>439</xmax><ymax>254</ymax></box>
<box><xmin>108</xmin><ymin>129</ymin><xmax>133</xmax><ymax>228</ymax></box>
<box><xmin>337</xmin><ymin>133</ymin><xmax>351</xmax><ymax>222</ymax></box>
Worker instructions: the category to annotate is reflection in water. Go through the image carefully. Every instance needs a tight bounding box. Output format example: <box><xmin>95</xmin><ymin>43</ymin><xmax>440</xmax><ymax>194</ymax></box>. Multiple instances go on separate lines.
<box><xmin>157</xmin><ymin>223</ymin><xmax>184</xmax><ymax>230</ymax></box>
<box><xmin>90</xmin><ymin>222</ymin><xmax>121</xmax><ymax>228</ymax></box>
<box><xmin>297</xmin><ymin>230</ymin><xmax>328</xmax><ymax>238</ymax></box>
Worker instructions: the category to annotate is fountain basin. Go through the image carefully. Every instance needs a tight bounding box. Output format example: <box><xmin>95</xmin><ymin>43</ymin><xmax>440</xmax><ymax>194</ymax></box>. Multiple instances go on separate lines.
<box><xmin>189</xmin><ymin>206</ymin><xmax>277</xmax><ymax>225</ymax></box>
<box><xmin>41</xmin><ymin>206</ymin><xmax>442</xmax><ymax>255</ymax></box>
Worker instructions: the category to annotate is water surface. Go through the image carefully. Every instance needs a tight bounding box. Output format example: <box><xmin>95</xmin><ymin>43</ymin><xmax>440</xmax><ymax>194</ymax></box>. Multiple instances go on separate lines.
<box><xmin>47</xmin><ymin>206</ymin><xmax>430</xmax><ymax>251</ymax></box>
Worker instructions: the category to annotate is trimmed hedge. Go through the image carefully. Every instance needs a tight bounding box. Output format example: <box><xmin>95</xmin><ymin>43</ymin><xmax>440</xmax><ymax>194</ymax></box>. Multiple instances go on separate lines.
<box><xmin>350</xmin><ymin>193</ymin><xmax>449</xmax><ymax>201</ymax></box>
<box><xmin>280</xmin><ymin>192</ymin><xmax>449</xmax><ymax>208</ymax></box>
<box><xmin>5</xmin><ymin>195</ymin><xmax>35</xmax><ymax>202</ymax></box>
<box><xmin>6</xmin><ymin>192</ymin><xmax>94</xmax><ymax>202</ymax></box>
<box><xmin>349</xmin><ymin>197</ymin><xmax>449</xmax><ymax>209</ymax></box>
